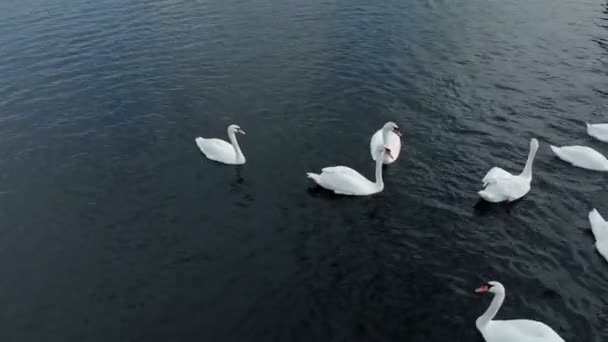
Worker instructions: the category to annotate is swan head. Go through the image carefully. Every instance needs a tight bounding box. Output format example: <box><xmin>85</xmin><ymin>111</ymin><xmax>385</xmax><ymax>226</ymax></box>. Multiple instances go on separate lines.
<box><xmin>375</xmin><ymin>145</ymin><xmax>393</xmax><ymax>159</ymax></box>
<box><xmin>530</xmin><ymin>138</ymin><xmax>539</xmax><ymax>151</ymax></box>
<box><xmin>383</xmin><ymin>121</ymin><xmax>402</xmax><ymax>137</ymax></box>
<box><xmin>228</xmin><ymin>124</ymin><xmax>246</xmax><ymax>135</ymax></box>
<box><xmin>475</xmin><ymin>281</ymin><xmax>504</xmax><ymax>295</ymax></box>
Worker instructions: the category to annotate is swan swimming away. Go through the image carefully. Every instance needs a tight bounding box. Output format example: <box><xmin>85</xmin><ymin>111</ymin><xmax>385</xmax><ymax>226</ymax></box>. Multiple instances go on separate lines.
<box><xmin>549</xmin><ymin>145</ymin><xmax>608</xmax><ymax>171</ymax></box>
<box><xmin>586</xmin><ymin>122</ymin><xmax>608</xmax><ymax>143</ymax></box>
<box><xmin>475</xmin><ymin>281</ymin><xmax>565</xmax><ymax>342</ymax></box>
<box><xmin>370</xmin><ymin>121</ymin><xmax>402</xmax><ymax>164</ymax></box>
<box><xmin>195</xmin><ymin>124</ymin><xmax>246</xmax><ymax>165</ymax></box>
<box><xmin>307</xmin><ymin>145</ymin><xmax>392</xmax><ymax>196</ymax></box>
<box><xmin>478</xmin><ymin>138</ymin><xmax>539</xmax><ymax>203</ymax></box>
<box><xmin>588</xmin><ymin>209</ymin><xmax>608</xmax><ymax>263</ymax></box>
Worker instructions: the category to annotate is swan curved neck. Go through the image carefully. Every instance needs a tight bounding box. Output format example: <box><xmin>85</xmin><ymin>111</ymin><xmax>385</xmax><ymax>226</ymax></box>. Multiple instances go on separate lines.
<box><xmin>374</xmin><ymin>151</ymin><xmax>384</xmax><ymax>189</ymax></box>
<box><xmin>520</xmin><ymin>147</ymin><xmax>537</xmax><ymax>179</ymax></box>
<box><xmin>382</xmin><ymin>127</ymin><xmax>392</xmax><ymax>143</ymax></box>
<box><xmin>476</xmin><ymin>290</ymin><xmax>505</xmax><ymax>331</ymax></box>
<box><xmin>227</xmin><ymin>129</ymin><xmax>244</xmax><ymax>161</ymax></box>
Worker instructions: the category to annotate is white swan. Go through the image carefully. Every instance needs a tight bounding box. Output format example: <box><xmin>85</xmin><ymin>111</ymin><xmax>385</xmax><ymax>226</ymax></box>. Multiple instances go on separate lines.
<box><xmin>195</xmin><ymin>124</ymin><xmax>246</xmax><ymax>165</ymax></box>
<box><xmin>475</xmin><ymin>281</ymin><xmax>565</xmax><ymax>342</ymax></box>
<box><xmin>478</xmin><ymin>138</ymin><xmax>539</xmax><ymax>203</ymax></box>
<box><xmin>586</xmin><ymin>122</ymin><xmax>608</xmax><ymax>143</ymax></box>
<box><xmin>549</xmin><ymin>145</ymin><xmax>608</xmax><ymax>171</ymax></box>
<box><xmin>588</xmin><ymin>209</ymin><xmax>608</xmax><ymax>263</ymax></box>
<box><xmin>307</xmin><ymin>145</ymin><xmax>392</xmax><ymax>196</ymax></box>
<box><xmin>370</xmin><ymin>121</ymin><xmax>402</xmax><ymax>164</ymax></box>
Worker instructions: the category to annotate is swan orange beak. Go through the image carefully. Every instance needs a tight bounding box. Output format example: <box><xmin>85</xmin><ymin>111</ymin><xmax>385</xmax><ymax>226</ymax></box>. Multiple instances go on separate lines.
<box><xmin>394</xmin><ymin>128</ymin><xmax>402</xmax><ymax>137</ymax></box>
<box><xmin>238</xmin><ymin>128</ymin><xmax>246</xmax><ymax>135</ymax></box>
<box><xmin>475</xmin><ymin>285</ymin><xmax>489</xmax><ymax>294</ymax></box>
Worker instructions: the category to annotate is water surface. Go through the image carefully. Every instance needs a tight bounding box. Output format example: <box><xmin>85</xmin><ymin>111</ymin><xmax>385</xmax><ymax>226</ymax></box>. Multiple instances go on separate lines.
<box><xmin>0</xmin><ymin>0</ymin><xmax>607</xmax><ymax>341</ymax></box>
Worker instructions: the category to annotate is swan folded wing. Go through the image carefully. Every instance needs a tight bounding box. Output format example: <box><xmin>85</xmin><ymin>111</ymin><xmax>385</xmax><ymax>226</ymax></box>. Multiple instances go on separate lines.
<box><xmin>588</xmin><ymin>123</ymin><xmax>608</xmax><ymax>130</ymax></box>
<box><xmin>320</xmin><ymin>166</ymin><xmax>373</xmax><ymax>194</ymax></box>
<box><xmin>385</xmin><ymin>132</ymin><xmax>401</xmax><ymax>160</ymax></box>
<box><xmin>196</xmin><ymin>138</ymin><xmax>235</xmax><ymax>160</ymax></box>
<box><xmin>480</xmin><ymin>176</ymin><xmax>527</xmax><ymax>202</ymax></box>
<box><xmin>482</xmin><ymin>167</ymin><xmax>512</xmax><ymax>186</ymax></box>
<box><xmin>588</xmin><ymin>123</ymin><xmax>608</xmax><ymax>141</ymax></box>
<box><xmin>488</xmin><ymin>320</ymin><xmax>564</xmax><ymax>342</ymax></box>
<box><xmin>589</xmin><ymin>209</ymin><xmax>608</xmax><ymax>241</ymax></box>
<box><xmin>589</xmin><ymin>210</ymin><xmax>608</xmax><ymax>261</ymax></box>
<box><xmin>552</xmin><ymin>145</ymin><xmax>608</xmax><ymax>169</ymax></box>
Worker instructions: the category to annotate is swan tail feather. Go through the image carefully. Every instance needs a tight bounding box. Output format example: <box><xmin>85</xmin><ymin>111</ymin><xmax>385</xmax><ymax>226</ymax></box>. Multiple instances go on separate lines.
<box><xmin>589</xmin><ymin>209</ymin><xmax>606</xmax><ymax>228</ymax></box>
<box><xmin>195</xmin><ymin>137</ymin><xmax>210</xmax><ymax>156</ymax></box>
<box><xmin>549</xmin><ymin>145</ymin><xmax>560</xmax><ymax>157</ymax></box>
<box><xmin>307</xmin><ymin>173</ymin><xmax>321</xmax><ymax>183</ymax></box>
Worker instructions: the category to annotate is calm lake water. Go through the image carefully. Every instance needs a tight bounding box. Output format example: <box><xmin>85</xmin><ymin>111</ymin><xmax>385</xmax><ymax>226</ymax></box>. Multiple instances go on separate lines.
<box><xmin>1</xmin><ymin>0</ymin><xmax>607</xmax><ymax>341</ymax></box>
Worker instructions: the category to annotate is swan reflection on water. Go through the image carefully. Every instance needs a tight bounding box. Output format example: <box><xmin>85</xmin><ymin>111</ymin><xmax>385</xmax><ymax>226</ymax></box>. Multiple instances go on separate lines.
<box><xmin>229</xmin><ymin>167</ymin><xmax>253</xmax><ymax>208</ymax></box>
<box><xmin>473</xmin><ymin>197</ymin><xmax>525</xmax><ymax>216</ymax></box>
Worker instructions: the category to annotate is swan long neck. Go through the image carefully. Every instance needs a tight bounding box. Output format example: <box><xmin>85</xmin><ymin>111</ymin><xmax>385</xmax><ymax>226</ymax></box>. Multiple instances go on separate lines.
<box><xmin>374</xmin><ymin>150</ymin><xmax>385</xmax><ymax>189</ymax></box>
<box><xmin>382</xmin><ymin>127</ymin><xmax>390</xmax><ymax>143</ymax></box>
<box><xmin>227</xmin><ymin>129</ymin><xmax>244</xmax><ymax>161</ymax></box>
<box><xmin>476</xmin><ymin>289</ymin><xmax>505</xmax><ymax>331</ymax></box>
<box><xmin>520</xmin><ymin>145</ymin><xmax>538</xmax><ymax>179</ymax></box>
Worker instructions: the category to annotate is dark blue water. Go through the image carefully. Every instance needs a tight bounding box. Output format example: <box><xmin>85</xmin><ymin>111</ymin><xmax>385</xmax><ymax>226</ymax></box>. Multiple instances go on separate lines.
<box><xmin>0</xmin><ymin>0</ymin><xmax>607</xmax><ymax>341</ymax></box>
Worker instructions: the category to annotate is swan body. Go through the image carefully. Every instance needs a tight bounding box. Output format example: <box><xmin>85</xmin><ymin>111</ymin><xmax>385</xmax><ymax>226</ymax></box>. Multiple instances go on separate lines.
<box><xmin>307</xmin><ymin>146</ymin><xmax>392</xmax><ymax>196</ymax></box>
<box><xmin>475</xmin><ymin>281</ymin><xmax>565</xmax><ymax>342</ymax></box>
<box><xmin>550</xmin><ymin>145</ymin><xmax>608</xmax><ymax>171</ymax></box>
<box><xmin>589</xmin><ymin>209</ymin><xmax>608</xmax><ymax>263</ymax></box>
<box><xmin>370</xmin><ymin>121</ymin><xmax>402</xmax><ymax>164</ymax></box>
<box><xmin>195</xmin><ymin>124</ymin><xmax>246</xmax><ymax>165</ymax></box>
<box><xmin>478</xmin><ymin>138</ymin><xmax>539</xmax><ymax>203</ymax></box>
<box><xmin>586</xmin><ymin>122</ymin><xmax>608</xmax><ymax>143</ymax></box>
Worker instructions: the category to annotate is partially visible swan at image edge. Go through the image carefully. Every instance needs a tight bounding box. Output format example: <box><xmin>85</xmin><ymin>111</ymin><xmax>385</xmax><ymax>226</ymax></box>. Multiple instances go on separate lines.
<box><xmin>195</xmin><ymin>124</ymin><xmax>246</xmax><ymax>165</ymax></box>
<box><xmin>478</xmin><ymin>138</ymin><xmax>539</xmax><ymax>203</ymax></box>
<box><xmin>586</xmin><ymin>122</ymin><xmax>608</xmax><ymax>143</ymax></box>
<box><xmin>588</xmin><ymin>209</ymin><xmax>608</xmax><ymax>263</ymax></box>
<box><xmin>370</xmin><ymin>121</ymin><xmax>402</xmax><ymax>164</ymax></box>
<box><xmin>549</xmin><ymin>145</ymin><xmax>608</xmax><ymax>171</ymax></box>
<box><xmin>307</xmin><ymin>145</ymin><xmax>392</xmax><ymax>196</ymax></box>
<box><xmin>475</xmin><ymin>281</ymin><xmax>565</xmax><ymax>342</ymax></box>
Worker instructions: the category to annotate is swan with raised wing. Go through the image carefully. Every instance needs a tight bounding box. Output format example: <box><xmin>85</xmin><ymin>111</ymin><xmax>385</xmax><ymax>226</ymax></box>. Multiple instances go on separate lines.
<box><xmin>195</xmin><ymin>124</ymin><xmax>246</xmax><ymax>165</ymax></box>
<box><xmin>550</xmin><ymin>145</ymin><xmax>608</xmax><ymax>171</ymax></box>
<box><xmin>478</xmin><ymin>138</ymin><xmax>539</xmax><ymax>203</ymax></box>
<box><xmin>307</xmin><ymin>145</ymin><xmax>392</xmax><ymax>196</ymax></box>
<box><xmin>588</xmin><ymin>209</ymin><xmax>608</xmax><ymax>263</ymax></box>
<box><xmin>370</xmin><ymin>121</ymin><xmax>402</xmax><ymax>164</ymax></box>
<box><xmin>586</xmin><ymin>122</ymin><xmax>608</xmax><ymax>143</ymax></box>
<box><xmin>475</xmin><ymin>281</ymin><xmax>565</xmax><ymax>342</ymax></box>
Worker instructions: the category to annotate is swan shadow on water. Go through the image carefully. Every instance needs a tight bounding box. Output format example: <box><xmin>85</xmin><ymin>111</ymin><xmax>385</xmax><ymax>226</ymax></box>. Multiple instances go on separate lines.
<box><xmin>306</xmin><ymin>185</ymin><xmax>345</xmax><ymax>200</ymax></box>
<box><xmin>306</xmin><ymin>185</ymin><xmax>386</xmax><ymax>202</ymax></box>
<box><xmin>473</xmin><ymin>197</ymin><xmax>525</xmax><ymax>216</ymax></box>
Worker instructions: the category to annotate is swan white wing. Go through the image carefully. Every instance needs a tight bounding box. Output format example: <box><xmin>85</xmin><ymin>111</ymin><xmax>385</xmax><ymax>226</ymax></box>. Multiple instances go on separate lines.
<box><xmin>589</xmin><ymin>209</ymin><xmax>608</xmax><ymax>240</ymax></box>
<box><xmin>319</xmin><ymin>166</ymin><xmax>374</xmax><ymax>195</ymax></box>
<box><xmin>484</xmin><ymin>320</ymin><xmax>564</xmax><ymax>342</ymax></box>
<box><xmin>482</xmin><ymin>167</ymin><xmax>513</xmax><ymax>186</ymax></box>
<box><xmin>385</xmin><ymin>131</ymin><xmax>401</xmax><ymax>161</ymax></box>
<box><xmin>195</xmin><ymin>137</ymin><xmax>237</xmax><ymax>163</ymax></box>
<box><xmin>479</xmin><ymin>175</ymin><xmax>529</xmax><ymax>202</ymax></box>
<box><xmin>550</xmin><ymin>145</ymin><xmax>608</xmax><ymax>171</ymax></box>
<box><xmin>589</xmin><ymin>209</ymin><xmax>608</xmax><ymax>262</ymax></box>
<box><xmin>587</xmin><ymin>123</ymin><xmax>608</xmax><ymax>143</ymax></box>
